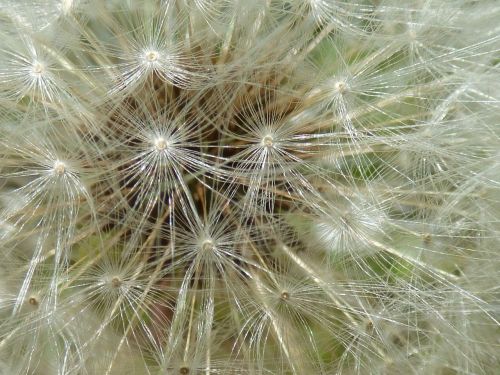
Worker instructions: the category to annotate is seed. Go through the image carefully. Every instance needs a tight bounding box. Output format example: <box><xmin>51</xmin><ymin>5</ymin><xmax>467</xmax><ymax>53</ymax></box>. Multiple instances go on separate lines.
<box><xmin>262</xmin><ymin>135</ymin><xmax>274</xmax><ymax>148</ymax></box>
<box><xmin>145</xmin><ymin>51</ymin><xmax>159</xmax><ymax>62</ymax></box>
<box><xmin>53</xmin><ymin>161</ymin><xmax>66</xmax><ymax>176</ymax></box>
<box><xmin>111</xmin><ymin>276</ymin><xmax>122</xmax><ymax>288</ymax></box>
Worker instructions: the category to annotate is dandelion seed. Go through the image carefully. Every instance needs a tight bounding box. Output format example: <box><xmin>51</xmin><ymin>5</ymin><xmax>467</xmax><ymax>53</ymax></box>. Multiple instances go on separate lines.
<box><xmin>110</xmin><ymin>277</ymin><xmax>122</xmax><ymax>289</ymax></box>
<box><xmin>201</xmin><ymin>239</ymin><xmax>215</xmax><ymax>252</ymax></box>
<box><xmin>334</xmin><ymin>80</ymin><xmax>348</xmax><ymax>95</ymax></box>
<box><xmin>59</xmin><ymin>0</ymin><xmax>74</xmax><ymax>14</ymax></box>
<box><xmin>280</xmin><ymin>291</ymin><xmax>290</xmax><ymax>301</ymax></box>
<box><xmin>143</xmin><ymin>50</ymin><xmax>159</xmax><ymax>64</ymax></box>
<box><xmin>153</xmin><ymin>136</ymin><xmax>169</xmax><ymax>152</ymax></box>
<box><xmin>27</xmin><ymin>296</ymin><xmax>39</xmax><ymax>307</ymax></box>
<box><xmin>52</xmin><ymin>160</ymin><xmax>66</xmax><ymax>176</ymax></box>
<box><xmin>30</xmin><ymin>61</ymin><xmax>45</xmax><ymax>77</ymax></box>
<box><xmin>261</xmin><ymin>134</ymin><xmax>274</xmax><ymax>148</ymax></box>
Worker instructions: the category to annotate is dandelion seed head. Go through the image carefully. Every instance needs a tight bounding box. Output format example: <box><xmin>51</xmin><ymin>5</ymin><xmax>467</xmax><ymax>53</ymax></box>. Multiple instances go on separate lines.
<box><xmin>1</xmin><ymin>1</ymin><xmax>499</xmax><ymax>374</ymax></box>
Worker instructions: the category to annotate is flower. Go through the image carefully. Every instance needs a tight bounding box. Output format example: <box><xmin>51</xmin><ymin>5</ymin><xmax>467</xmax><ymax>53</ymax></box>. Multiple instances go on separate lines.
<box><xmin>1</xmin><ymin>0</ymin><xmax>499</xmax><ymax>374</ymax></box>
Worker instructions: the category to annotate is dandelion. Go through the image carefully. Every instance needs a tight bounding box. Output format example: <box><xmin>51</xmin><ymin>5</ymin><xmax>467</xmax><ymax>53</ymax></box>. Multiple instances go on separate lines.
<box><xmin>1</xmin><ymin>0</ymin><xmax>499</xmax><ymax>374</ymax></box>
